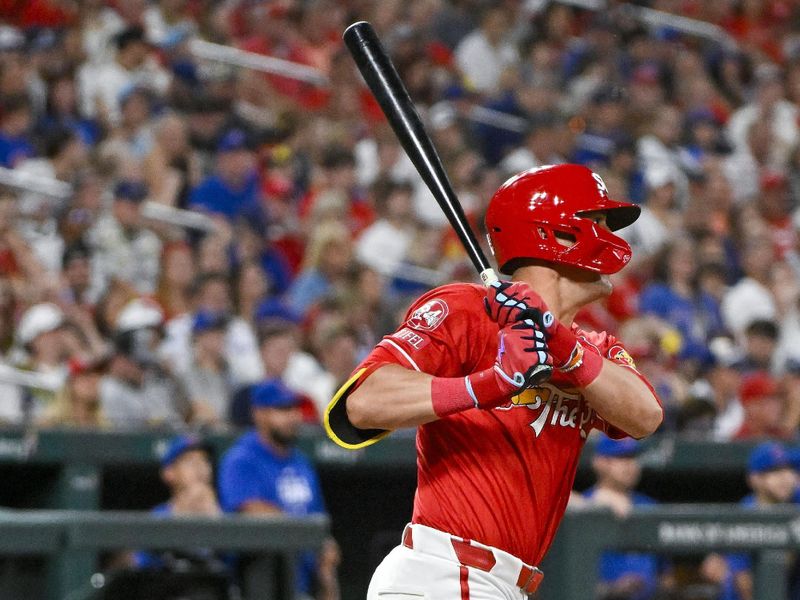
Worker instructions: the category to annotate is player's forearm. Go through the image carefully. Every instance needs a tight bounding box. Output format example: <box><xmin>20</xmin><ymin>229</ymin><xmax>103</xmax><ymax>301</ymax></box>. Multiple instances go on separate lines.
<box><xmin>582</xmin><ymin>360</ymin><xmax>663</xmax><ymax>439</ymax></box>
<box><xmin>346</xmin><ymin>364</ymin><xmax>441</xmax><ymax>430</ymax></box>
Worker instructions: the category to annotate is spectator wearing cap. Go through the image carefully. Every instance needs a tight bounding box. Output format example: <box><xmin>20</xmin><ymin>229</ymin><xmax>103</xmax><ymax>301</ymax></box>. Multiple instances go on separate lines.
<box><xmin>161</xmin><ymin>272</ymin><xmax>263</xmax><ymax>387</ymax></box>
<box><xmin>134</xmin><ymin>434</ymin><xmax>222</xmax><ymax>570</ymax></box>
<box><xmin>733</xmin><ymin>372</ymin><xmax>789</xmax><ymax>440</ymax></box>
<box><xmin>581</xmin><ymin>435</ymin><xmax>668</xmax><ymax>600</ymax></box>
<box><xmin>78</xmin><ymin>24</ymin><xmax>170</xmax><ymax>126</ymax></box>
<box><xmin>703</xmin><ymin>338</ymin><xmax>745</xmax><ymax>441</ymax></box>
<box><xmin>12</xmin><ymin>302</ymin><xmax>69</xmax><ymax>424</ymax></box>
<box><xmin>177</xmin><ymin>310</ymin><xmax>234</xmax><ymax>427</ymax></box>
<box><xmin>99</xmin><ymin>298</ymin><xmax>187</xmax><ymax>428</ymax></box>
<box><xmin>87</xmin><ymin>179</ymin><xmax>162</xmax><ymax>299</ymax></box>
<box><xmin>702</xmin><ymin>442</ymin><xmax>798</xmax><ymax>600</ymax></box>
<box><xmin>218</xmin><ymin>380</ymin><xmax>340</xmax><ymax>599</ymax></box>
<box><xmin>188</xmin><ymin>129</ymin><xmax>262</xmax><ymax>222</ymax></box>
<box><xmin>756</xmin><ymin>170</ymin><xmax>796</xmax><ymax>259</ymax></box>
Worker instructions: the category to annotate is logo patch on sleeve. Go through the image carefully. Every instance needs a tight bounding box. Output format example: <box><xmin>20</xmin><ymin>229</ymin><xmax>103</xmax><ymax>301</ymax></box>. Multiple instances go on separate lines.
<box><xmin>407</xmin><ymin>299</ymin><xmax>449</xmax><ymax>331</ymax></box>
<box><xmin>610</xmin><ymin>346</ymin><xmax>636</xmax><ymax>368</ymax></box>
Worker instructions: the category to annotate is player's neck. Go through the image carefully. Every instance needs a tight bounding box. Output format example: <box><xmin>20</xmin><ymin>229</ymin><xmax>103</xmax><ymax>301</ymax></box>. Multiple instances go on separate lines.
<box><xmin>512</xmin><ymin>264</ymin><xmax>605</xmax><ymax>325</ymax></box>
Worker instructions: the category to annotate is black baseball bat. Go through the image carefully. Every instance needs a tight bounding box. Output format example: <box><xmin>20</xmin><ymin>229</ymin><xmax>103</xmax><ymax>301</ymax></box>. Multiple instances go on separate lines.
<box><xmin>343</xmin><ymin>21</ymin><xmax>499</xmax><ymax>287</ymax></box>
<box><xmin>343</xmin><ymin>21</ymin><xmax>551</xmax><ymax>385</ymax></box>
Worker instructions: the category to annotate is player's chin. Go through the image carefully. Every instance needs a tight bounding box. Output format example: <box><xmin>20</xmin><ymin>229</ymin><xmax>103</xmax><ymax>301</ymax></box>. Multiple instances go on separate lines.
<box><xmin>597</xmin><ymin>274</ymin><xmax>613</xmax><ymax>296</ymax></box>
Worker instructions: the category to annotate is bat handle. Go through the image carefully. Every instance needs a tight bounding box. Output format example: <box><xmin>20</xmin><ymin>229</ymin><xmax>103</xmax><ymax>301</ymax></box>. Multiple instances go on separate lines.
<box><xmin>479</xmin><ymin>268</ymin><xmax>499</xmax><ymax>287</ymax></box>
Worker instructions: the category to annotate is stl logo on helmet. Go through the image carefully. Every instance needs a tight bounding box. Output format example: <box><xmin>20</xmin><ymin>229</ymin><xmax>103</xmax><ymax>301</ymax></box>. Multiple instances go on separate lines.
<box><xmin>407</xmin><ymin>299</ymin><xmax>449</xmax><ymax>331</ymax></box>
<box><xmin>591</xmin><ymin>172</ymin><xmax>609</xmax><ymax>197</ymax></box>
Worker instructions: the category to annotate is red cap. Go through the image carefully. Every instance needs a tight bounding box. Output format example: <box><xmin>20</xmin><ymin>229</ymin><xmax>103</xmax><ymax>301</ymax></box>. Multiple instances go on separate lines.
<box><xmin>739</xmin><ymin>372</ymin><xmax>779</xmax><ymax>404</ymax></box>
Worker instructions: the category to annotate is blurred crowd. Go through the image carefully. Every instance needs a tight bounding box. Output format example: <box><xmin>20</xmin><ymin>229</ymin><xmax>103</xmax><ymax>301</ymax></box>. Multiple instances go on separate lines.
<box><xmin>0</xmin><ymin>0</ymin><xmax>799</xmax><ymax>441</ymax></box>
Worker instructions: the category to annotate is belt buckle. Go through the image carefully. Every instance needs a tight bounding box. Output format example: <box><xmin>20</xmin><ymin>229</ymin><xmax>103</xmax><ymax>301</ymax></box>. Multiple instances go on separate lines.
<box><xmin>520</xmin><ymin>566</ymin><xmax>544</xmax><ymax>595</ymax></box>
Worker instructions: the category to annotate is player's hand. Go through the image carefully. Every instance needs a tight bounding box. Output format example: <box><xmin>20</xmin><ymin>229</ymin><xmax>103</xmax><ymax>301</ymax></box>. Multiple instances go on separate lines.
<box><xmin>492</xmin><ymin>317</ymin><xmax>553</xmax><ymax>392</ymax></box>
<box><xmin>484</xmin><ymin>280</ymin><xmax>548</xmax><ymax>327</ymax></box>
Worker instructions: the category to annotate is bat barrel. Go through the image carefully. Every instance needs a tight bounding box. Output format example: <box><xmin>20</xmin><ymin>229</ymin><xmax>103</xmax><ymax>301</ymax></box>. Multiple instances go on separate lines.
<box><xmin>343</xmin><ymin>21</ymin><xmax>496</xmax><ymax>282</ymax></box>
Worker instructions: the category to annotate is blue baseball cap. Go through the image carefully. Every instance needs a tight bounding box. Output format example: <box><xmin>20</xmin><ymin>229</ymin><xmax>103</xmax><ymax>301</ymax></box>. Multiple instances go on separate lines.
<box><xmin>191</xmin><ymin>310</ymin><xmax>228</xmax><ymax>335</ymax></box>
<box><xmin>160</xmin><ymin>435</ymin><xmax>209</xmax><ymax>468</ymax></box>
<box><xmin>594</xmin><ymin>434</ymin><xmax>641</xmax><ymax>458</ymax></box>
<box><xmin>217</xmin><ymin>129</ymin><xmax>249</xmax><ymax>153</ymax></box>
<box><xmin>251</xmin><ymin>379</ymin><xmax>300</xmax><ymax>409</ymax></box>
<box><xmin>748</xmin><ymin>442</ymin><xmax>792</xmax><ymax>474</ymax></box>
<box><xmin>114</xmin><ymin>180</ymin><xmax>148</xmax><ymax>202</ymax></box>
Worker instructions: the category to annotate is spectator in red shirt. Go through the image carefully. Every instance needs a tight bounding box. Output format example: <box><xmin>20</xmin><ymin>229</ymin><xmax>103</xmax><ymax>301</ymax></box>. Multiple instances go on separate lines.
<box><xmin>734</xmin><ymin>372</ymin><xmax>790</xmax><ymax>440</ymax></box>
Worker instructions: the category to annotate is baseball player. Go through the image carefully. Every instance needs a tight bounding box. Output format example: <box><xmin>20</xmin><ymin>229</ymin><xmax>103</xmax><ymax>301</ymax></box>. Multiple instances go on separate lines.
<box><xmin>325</xmin><ymin>164</ymin><xmax>663</xmax><ymax>599</ymax></box>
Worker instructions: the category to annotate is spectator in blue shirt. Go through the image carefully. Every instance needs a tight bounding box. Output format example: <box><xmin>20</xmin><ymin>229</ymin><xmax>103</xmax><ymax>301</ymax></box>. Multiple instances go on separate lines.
<box><xmin>135</xmin><ymin>435</ymin><xmax>222</xmax><ymax>570</ymax></box>
<box><xmin>218</xmin><ymin>380</ymin><xmax>340</xmax><ymax>600</ymax></box>
<box><xmin>0</xmin><ymin>94</ymin><xmax>35</xmax><ymax>167</ymax></box>
<box><xmin>583</xmin><ymin>435</ymin><xmax>668</xmax><ymax>600</ymax></box>
<box><xmin>639</xmin><ymin>238</ymin><xmax>725</xmax><ymax>367</ymax></box>
<box><xmin>189</xmin><ymin>128</ymin><xmax>263</xmax><ymax>222</ymax></box>
<box><xmin>702</xmin><ymin>442</ymin><xmax>799</xmax><ymax>600</ymax></box>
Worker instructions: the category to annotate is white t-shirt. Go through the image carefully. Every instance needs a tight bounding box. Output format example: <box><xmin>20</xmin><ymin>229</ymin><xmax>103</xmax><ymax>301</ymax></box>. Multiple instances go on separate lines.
<box><xmin>355</xmin><ymin>219</ymin><xmax>414</xmax><ymax>276</ymax></box>
<box><xmin>454</xmin><ymin>30</ymin><xmax>518</xmax><ymax>93</ymax></box>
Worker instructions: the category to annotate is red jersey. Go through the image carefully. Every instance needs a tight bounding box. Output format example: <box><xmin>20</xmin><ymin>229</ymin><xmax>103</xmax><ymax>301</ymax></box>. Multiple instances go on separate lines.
<box><xmin>326</xmin><ymin>282</ymin><xmax>648</xmax><ymax>566</ymax></box>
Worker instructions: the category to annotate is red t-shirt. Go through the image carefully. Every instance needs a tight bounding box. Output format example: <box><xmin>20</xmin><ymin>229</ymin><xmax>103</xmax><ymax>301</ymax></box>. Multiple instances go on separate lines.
<box><xmin>342</xmin><ymin>282</ymin><xmax>648</xmax><ymax>566</ymax></box>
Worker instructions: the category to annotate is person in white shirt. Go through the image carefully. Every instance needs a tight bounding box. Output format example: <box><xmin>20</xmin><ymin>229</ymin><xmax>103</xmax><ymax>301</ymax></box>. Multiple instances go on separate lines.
<box><xmin>160</xmin><ymin>272</ymin><xmax>264</xmax><ymax>387</ymax></box>
<box><xmin>78</xmin><ymin>25</ymin><xmax>170</xmax><ymax>127</ymax></box>
<box><xmin>356</xmin><ymin>179</ymin><xmax>416</xmax><ymax>277</ymax></box>
<box><xmin>454</xmin><ymin>7</ymin><xmax>519</xmax><ymax>94</ymax></box>
<box><xmin>721</xmin><ymin>239</ymin><xmax>778</xmax><ymax>338</ymax></box>
<box><xmin>87</xmin><ymin>180</ymin><xmax>162</xmax><ymax>300</ymax></box>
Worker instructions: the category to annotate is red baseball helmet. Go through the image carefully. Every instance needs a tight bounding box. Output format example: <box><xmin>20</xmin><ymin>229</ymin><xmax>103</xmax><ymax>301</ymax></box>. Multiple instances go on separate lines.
<box><xmin>485</xmin><ymin>164</ymin><xmax>641</xmax><ymax>275</ymax></box>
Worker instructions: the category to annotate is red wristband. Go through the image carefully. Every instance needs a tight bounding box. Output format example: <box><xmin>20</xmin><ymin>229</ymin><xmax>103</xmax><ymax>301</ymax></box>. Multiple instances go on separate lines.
<box><xmin>560</xmin><ymin>343</ymin><xmax>604</xmax><ymax>388</ymax></box>
<box><xmin>431</xmin><ymin>367</ymin><xmax>514</xmax><ymax>417</ymax></box>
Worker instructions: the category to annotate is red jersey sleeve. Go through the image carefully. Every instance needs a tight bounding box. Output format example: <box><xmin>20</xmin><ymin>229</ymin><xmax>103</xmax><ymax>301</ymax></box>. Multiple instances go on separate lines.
<box><xmin>324</xmin><ymin>283</ymin><xmax>494</xmax><ymax>449</ymax></box>
<box><xmin>577</xmin><ymin>329</ymin><xmax>662</xmax><ymax>440</ymax></box>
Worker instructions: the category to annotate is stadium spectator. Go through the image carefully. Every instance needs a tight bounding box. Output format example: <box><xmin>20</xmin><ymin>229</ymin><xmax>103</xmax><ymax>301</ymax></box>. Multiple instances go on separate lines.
<box><xmin>0</xmin><ymin>93</ymin><xmax>35</xmax><ymax>167</ymax></box>
<box><xmin>88</xmin><ymin>179</ymin><xmax>162</xmax><ymax>299</ymax></box>
<box><xmin>78</xmin><ymin>25</ymin><xmax>170</xmax><ymax>126</ymax></box>
<box><xmin>454</xmin><ymin>6</ymin><xmax>517</xmax><ymax>94</ymax></box>
<box><xmin>100</xmin><ymin>298</ymin><xmax>186</xmax><ymax>428</ymax></box>
<box><xmin>581</xmin><ymin>435</ymin><xmax>670</xmax><ymax>600</ymax></box>
<box><xmin>188</xmin><ymin>128</ymin><xmax>262</xmax><ymax>222</ymax></box>
<box><xmin>13</xmin><ymin>302</ymin><xmax>68</xmax><ymax>423</ymax></box>
<box><xmin>355</xmin><ymin>179</ymin><xmax>415</xmax><ymax>277</ymax></box>
<box><xmin>42</xmin><ymin>356</ymin><xmax>106</xmax><ymax>427</ymax></box>
<box><xmin>218</xmin><ymin>380</ymin><xmax>340</xmax><ymax>600</ymax></box>
<box><xmin>177</xmin><ymin>310</ymin><xmax>234</xmax><ymax>428</ymax></box>
<box><xmin>286</xmin><ymin>222</ymin><xmax>353</xmax><ymax>318</ymax></box>
<box><xmin>134</xmin><ymin>434</ymin><xmax>225</xmax><ymax>571</ymax></box>
<box><xmin>161</xmin><ymin>271</ymin><xmax>263</xmax><ymax>386</ymax></box>
<box><xmin>733</xmin><ymin>372</ymin><xmax>789</xmax><ymax>440</ymax></box>
<box><xmin>721</xmin><ymin>239</ymin><xmax>777</xmax><ymax>337</ymax></box>
<box><xmin>739</xmin><ymin>320</ymin><xmax>780</xmax><ymax>373</ymax></box>
<box><xmin>702</xmin><ymin>442</ymin><xmax>799</xmax><ymax>600</ymax></box>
